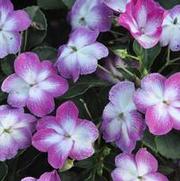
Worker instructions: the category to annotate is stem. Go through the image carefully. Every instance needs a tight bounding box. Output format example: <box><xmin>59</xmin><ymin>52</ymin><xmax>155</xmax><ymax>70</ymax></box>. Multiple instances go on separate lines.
<box><xmin>127</xmin><ymin>54</ymin><xmax>141</xmax><ymax>61</ymax></box>
<box><xmin>79</xmin><ymin>99</ymin><xmax>93</xmax><ymax>120</ymax></box>
<box><xmin>23</xmin><ymin>30</ymin><xmax>28</xmax><ymax>52</ymax></box>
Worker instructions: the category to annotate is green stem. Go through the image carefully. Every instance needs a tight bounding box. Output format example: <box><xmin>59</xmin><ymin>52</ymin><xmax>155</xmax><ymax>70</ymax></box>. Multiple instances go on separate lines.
<box><xmin>79</xmin><ymin>99</ymin><xmax>93</xmax><ymax>120</ymax></box>
<box><xmin>23</xmin><ymin>30</ymin><xmax>28</xmax><ymax>52</ymax></box>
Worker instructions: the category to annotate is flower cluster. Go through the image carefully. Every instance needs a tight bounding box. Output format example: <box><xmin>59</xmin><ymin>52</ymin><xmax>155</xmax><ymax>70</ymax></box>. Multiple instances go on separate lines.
<box><xmin>0</xmin><ymin>0</ymin><xmax>179</xmax><ymax>180</ymax></box>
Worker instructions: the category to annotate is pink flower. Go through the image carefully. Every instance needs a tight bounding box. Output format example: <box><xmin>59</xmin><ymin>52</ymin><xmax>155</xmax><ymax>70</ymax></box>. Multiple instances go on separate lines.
<box><xmin>134</xmin><ymin>73</ymin><xmax>180</xmax><ymax>135</ymax></box>
<box><xmin>101</xmin><ymin>81</ymin><xmax>145</xmax><ymax>152</ymax></box>
<box><xmin>103</xmin><ymin>0</ymin><xmax>131</xmax><ymax>12</ymax></box>
<box><xmin>56</xmin><ymin>28</ymin><xmax>108</xmax><ymax>82</ymax></box>
<box><xmin>0</xmin><ymin>0</ymin><xmax>31</xmax><ymax>58</ymax></box>
<box><xmin>21</xmin><ymin>170</ymin><xmax>61</xmax><ymax>181</ymax></box>
<box><xmin>0</xmin><ymin>105</ymin><xmax>36</xmax><ymax>161</ymax></box>
<box><xmin>1</xmin><ymin>52</ymin><xmax>68</xmax><ymax>117</ymax></box>
<box><xmin>112</xmin><ymin>148</ymin><xmax>169</xmax><ymax>181</ymax></box>
<box><xmin>118</xmin><ymin>0</ymin><xmax>164</xmax><ymax>49</ymax></box>
<box><xmin>160</xmin><ymin>5</ymin><xmax>180</xmax><ymax>51</ymax></box>
<box><xmin>32</xmin><ymin>101</ymin><xmax>99</xmax><ymax>169</ymax></box>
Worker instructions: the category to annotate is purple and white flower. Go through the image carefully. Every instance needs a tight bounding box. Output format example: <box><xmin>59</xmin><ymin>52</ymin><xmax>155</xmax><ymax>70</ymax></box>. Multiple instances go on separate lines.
<box><xmin>21</xmin><ymin>170</ymin><xmax>61</xmax><ymax>181</ymax></box>
<box><xmin>101</xmin><ymin>81</ymin><xmax>145</xmax><ymax>152</ymax></box>
<box><xmin>112</xmin><ymin>148</ymin><xmax>169</xmax><ymax>181</ymax></box>
<box><xmin>134</xmin><ymin>73</ymin><xmax>180</xmax><ymax>135</ymax></box>
<box><xmin>0</xmin><ymin>105</ymin><xmax>36</xmax><ymax>161</ymax></box>
<box><xmin>118</xmin><ymin>0</ymin><xmax>164</xmax><ymax>49</ymax></box>
<box><xmin>160</xmin><ymin>5</ymin><xmax>180</xmax><ymax>51</ymax></box>
<box><xmin>69</xmin><ymin>0</ymin><xmax>112</xmax><ymax>32</ymax></box>
<box><xmin>56</xmin><ymin>28</ymin><xmax>109</xmax><ymax>82</ymax></box>
<box><xmin>32</xmin><ymin>101</ymin><xmax>99</xmax><ymax>169</ymax></box>
<box><xmin>103</xmin><ymin>0</ymin><xmax>131</xmax><ymax>12</ymax></box>
<box><xmin>0</xmin><ymin>0</ymin><xmax>31</xmax><ymax>58</ymax></box>
<box><xmin>1</xmin><ymin>52</ymin><xmax>68</xmax><ymax>117</ymax></box>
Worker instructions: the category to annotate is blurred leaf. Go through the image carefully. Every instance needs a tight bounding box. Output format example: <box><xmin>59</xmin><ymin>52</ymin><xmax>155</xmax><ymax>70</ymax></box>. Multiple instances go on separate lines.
<box><xmin>0</xmin><ymin>162</ymin><xmax>8</xmax><ymax>181</ymax></box>
<box><xmin>1</xmin><ymin>55</ymin><xmax>15</xmax><ymax>76</ymax></box>
<box><xmin>62</xmin><ymin>0</ymin><xmax>75</xmax><ymax>8</ymax></box>
<box><xmin>159</xmin><ymin>165</ymin><xmax>174</xmax><ymax>175</ymax></box>
<box><xmin>32</xmin><ymin>46</ymin><xmax>57</xmax><ymax>61</ymax></box>
<box><xmin>133</xmin><ymin>40</ymin><xmax>161</xmax><ymax>71</ymax></box>
<box><xmin>157</xmin><ymin>0</ymin><xmax>179</xmax><ymax>9</ymax></box>
<box><xmin>75</xmin><ymin>157</ymin><xmax>95</xmax><ymax>169</ymax></box>
<box><xmin>37</xmin><ymin>0</ymin><xmax>65</xmax><ymax>9</ymax></box>
<box><xmin>142</xmin><ymin>130</ymin><xmax>157</xmax><ymax>153</ymax></box>
<box><xmin>155</xmin><ymin>132</ymin><xmax>180</xmax><ymax>159</ymax></box>
<box><xmin>25</xmin><ymin>6</ymin><xmax>47</xmax><ymax>49</ymax></box>
<box><xmin>63</xmin><ymin>76</ymin><xmax>108</xmax><ymax>99</ymax></box>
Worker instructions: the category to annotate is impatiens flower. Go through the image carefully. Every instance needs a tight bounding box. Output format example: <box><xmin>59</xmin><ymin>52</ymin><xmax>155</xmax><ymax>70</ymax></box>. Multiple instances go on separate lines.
<box><xmin>1</xmin><ymin>52</ymin><xmax>68</xmax><ymax>117</ymax></box>
<box><xmin>134</xmin><ymin>73</ymin><xmax>180</xmax><ymax>135</ymax></box>
<box><xmin>21</xmin><ymin>170</ymin><xmax>61</xmax><ymax>181</ymax></box>
<box><xmin>103</xmin><ymin>0</ymin><xmax>131</xmax><ymax>12</ymax></box>
<box><xmin>56</xmin><ymin>28</ymin><xmax>109</xmax><ymax>82</ymax></box>
<box><xmin>69</xmin><ymin>0</ymin><xmax>112</xmax><ymax>32</ymax></box>
<box><xmin>32</xmin><ymin>101</ymin><xmax>99</xmax><ymax>169</ymax></box>
<box><xmin>101</xmin><ymin>81</ymin><xmax>145</xmax><ymax>152</ymax></box>
<box><xmin>118</xmin><ymin>0</ymin><xmax>164</xmax><ymax>49</ymax></box>
<box><xmin>0</xmin><ymin>105</ymin><xmax>36</xmax><ymax>161</ymax></box>
<box><xmin>0</xmin><ymin>0</ymin><xmax>31</xmax><ymax>58</ymax></box>
<box><xmin>160</xmin><ymin>5</ymin><xmax>180</xmax><ymax>51</ymax></box>
<box><xmin>112</xmin><ymin>148</ymin><xmax>169</xmax><ymax>181</ymax></box>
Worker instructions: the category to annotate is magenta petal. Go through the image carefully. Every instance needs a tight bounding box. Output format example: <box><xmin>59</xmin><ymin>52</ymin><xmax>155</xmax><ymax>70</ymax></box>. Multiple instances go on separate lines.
<box><xmin>21</xmin><ymin>177</ymin><xmax>36</xmax><ymax>181</ymax></box>
<box><xmin>143</xmin><ymin>172</ymin><xmax>169</xmax><ymax>181</ymax></box>
<box><xmin>39</xmin><ymin>170</ymin><xmax>61</xmax><ymax>181</ymax></box>
<box><xmin>32</xmin><ymin>129</ymin><xmax>62</xmax><ymax>152</ymax></box>
<box><xmin>135</xmin><ymin>148</ymin><xmax>158</xmax><ymax>176</ymax></box>
<box><xmin>4</xmin><ymin>10</ymin><xmax>31</xmax><ymax>31</ymax></box>
<box><xmin>38</xmin><ymin>75</ymin><xmax>68</xmax><ymax>97</ymax></box>
<box><xmin>146</xmin><ymin>104</ymin><xmax>173</xmax><ymax>135</ymax></box>
<box><xmin>56</xmin><ymin>101</ymin><xmax>78</xmax><ymax>134</ymax></box>
<box><xmin>14</xmin><ymin>52</ymin><xmax>41</xmax><ymax>84</ymax></box>
<box><xmin>27</xmin><ymin>87</ymin><xmax>55</xmax><ymax>117</ymax></box>
<box><xmin>48</xmin><ymin>138</ymin><xmax>73</xmax><ymax>169</ymax></box>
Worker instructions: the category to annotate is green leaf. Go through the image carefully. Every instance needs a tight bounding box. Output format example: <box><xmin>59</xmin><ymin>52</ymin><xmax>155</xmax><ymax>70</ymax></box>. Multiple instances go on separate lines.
<box><xmin>155</xmin><ymin>132</ymin><xmax>180</xmax><ymax>159</ymax></box>
<box><xmin>24</xmin><ymin>6</ymin><xmax>47</xmax><ymax>49</ymax></box>
<box><xmin>63</xmin><ymin>76</ymin><xmax>108</xmax><ymax>99</ymax></box>
<box><xmin>142</xmin><ymin>131</ymin><xmax>157</xmax><ymax>153</ymax></box>
<box><xmin>157</xmin><ymin>0</ymin><xmax>179</xmax><ymax>9</ymax></box>
<box><xmin>1</xmin><ymin>55</ymin><xmax>15</xmax><ymax>76</ymax></box>
<box><xmin>0</xmin><ymin>162</ymin><xmax>8</xmax><ymax>181</ymax></box>
<box><xmin>133</xmin><ymin>40</ymin><xmax>161</xmax><ymax>71</ymax></box>
<box><xmin>62</xmin><ymin>0</ymin><xmax>75</xmax><ymax>8</ymax></box>
<box><xmin>32</xmin><ymin>46</ymin><xmax>57</xmax><ymax>61</ymax></box>
<box><xmin>37</xmin><ymin>0</ymin><xmax>65</xmax><ymax>9</ymax></box>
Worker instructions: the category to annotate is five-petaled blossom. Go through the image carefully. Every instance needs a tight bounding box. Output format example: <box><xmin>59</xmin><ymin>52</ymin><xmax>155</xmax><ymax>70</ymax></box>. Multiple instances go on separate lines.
<box><xmin>160</xmin><ymin>5</ymin><xmax>180</xmax><ymax>51</ymax></box>
<box><xmin>103</xmin><ymin>0</ymin><xmax>131</xmax><ymax>12</ymax></box>
<box><xmin>101</xmin><ymin>81</ymin><xmax>145</xmax><ymax>153</ymax></box>
<box><xmin>69</xmin><ymin>0</ymin><xmax>112</xmax><ymax>32</ymax></box>
<box><xmin>0</xmin><ymin>105</ymin><xmax>36</xmax><ymax>161</ymax></box>
<box><xmin>32</xmin><ymin>101</ymin><xmax>99</xmax><ymax>169</ymax></box>
<box><xmin>56</xmin><ymin>28</ymin><xmax>109</xmax><ymax>82</ymax></box>
<box><xmin>134</xmin><ymin>73</ymin><xmax>180</xmax><ymax>135</ymax></box>
<box><xmin>119</xmin><ymin>0</ymin><xmax>164</xmax><ymax>49</ymax></box>
<box><xmin>111</xmin><ymin>148</ymin><xmax>169</xmax><ymax>181</ymax></box>
<box><xmin>1</xmin><ymin>52</ymin><xmax>68</xmax><ymax>117</ymax></box>
<box><xmin>21</xmin><ymin>170</ymin><xmax>61</xmax><ymax>181</ymax></box>
<box><xmin>0</xmin><ymin>0</ymin><xmax>31</xmax><ymax>58</ymax></box>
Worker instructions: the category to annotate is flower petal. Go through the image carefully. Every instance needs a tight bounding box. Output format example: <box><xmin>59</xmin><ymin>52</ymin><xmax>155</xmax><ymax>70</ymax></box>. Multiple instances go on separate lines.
<box><xmin>145</xmin><ymin>103</ymin><xmax>173</xmax><ymax>135</ymax></box>
<box><xmin>48</xmin><ymin>138</ymin><xmax>73</xmax><ymax>169</ymax></box>
<box><xmin>3</xmin><ymin>10</ymin><xmax>31</xmax><ymax>31</ymax></box>
<box><xmin>168</xmin><ymin>106</ymin><xmax>180</xmax><ymax>130</ymax></box>
<box><xmin>135</xmin><ymin>148</ymin><xmax>158</xmax><ymax>176</ymax></box>
<box><xmin>56</xmin><ymin>101</ymin><xmax>78</xmax><ymax>135</ymax></box>
<box><xmin>39</xmin><ymin>170</ymin><xmax>61</xmax><ymax>181</ymax></box>
<box><xmin>143</xmin><ymin>172</ymin><xmax>168</xmax><ymax>181</ymax></box>
<box><xmin>21</xmin><ymin>177</ymin><xmax>36</xmax><ymax>181</ymax></box>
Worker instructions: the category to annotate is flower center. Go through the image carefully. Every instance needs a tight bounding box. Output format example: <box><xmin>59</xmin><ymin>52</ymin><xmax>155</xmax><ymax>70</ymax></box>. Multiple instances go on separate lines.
<box><xmin>3</xmin><ymin>127</ymin><xmax>12</xmax><ymax>134</ymax></box>
<box><xmin>118</xmin><ymin>112</ymin><xmax>125</xmax><ymax>121</ymax></box>
<box><xmin>163</xmin><ymin>100</ymin><xmax>170</xmax><ymax>106</ymax></box>
<box><xmin>138</xmin><ymin>176</ymin><xmax>143</xmax><ymax>180</ymax></box>
<box><xmin>70</xmin><ymin>46</ymin><xmax>78</xmax><ymax>52</ymax></box>
<box><xmin>79</xmin><ymin>17</ymin><xmax>86</xmax><ymax>26</ymax></box>
<box><xmin>173</xmin><ymin>17</ymin><xmax>178</xmax><ymax>25</ymax></box>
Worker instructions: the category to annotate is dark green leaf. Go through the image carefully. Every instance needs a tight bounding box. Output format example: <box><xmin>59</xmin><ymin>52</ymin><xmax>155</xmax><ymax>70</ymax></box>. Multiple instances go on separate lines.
<box><xmin>62</xmin><ymin>0</ymin><xmax>75</xmax><ymax>9</ymax></box>
<box><xmin>63</xmin><ymin>76</ymin><xmax>108</xmax><ymax>99</ymax></box>
<box><xmin>1</xmin><ymin>55</ymin><xmax>15</xmax><ymax>76</ymax></box>
<box><xmin>24</xmin><ymin>6</ymin><xmax>47</xmax><ymax>49</ymax></box>
<box><xmin>157</xmin><ymin>0</ymin><xmax>179</xmax><ymax>9</ymax></box>
<box><xmin>32</xmin><ymin>46</ymin><xmax>57</xmax><ymax>61</ymax></box>
<box><xmin>37</xmin><ymin>0</ymin><xmax>66</xmax><ymax>9</ymax></box>
<box><xmin>155</xmin><ymin>132</ymin><xmax>180</xmax><ymax>159</ymax></box>
<box><xmin>133</xmin><ymin>40</ymin><xmax>161</xmax><ymax>71</ymax></box>
<box><xmin>0</xmin><ymin>162</ymin><xmax>8</xmax><ymax>181</ymax></box>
